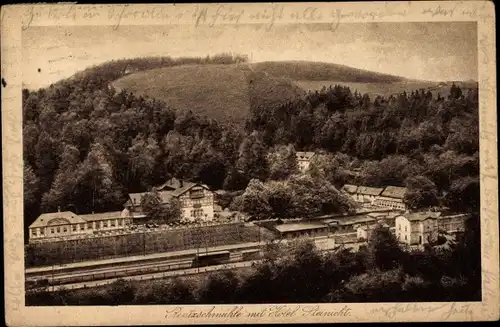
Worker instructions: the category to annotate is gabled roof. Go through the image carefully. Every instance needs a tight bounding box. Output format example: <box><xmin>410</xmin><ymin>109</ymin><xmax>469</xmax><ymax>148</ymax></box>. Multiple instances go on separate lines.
<box><xmin>341</xmin><ymin>184</ymin><xmax>358</xmax><ymax>194</ymax></box>
<box><xmin>126</xmin><ymin>190</ymin><xmax>175</xmax><ymax>207</ymax></box>
<box><xmin>170</xmin><ymin>181</ymin><xmax>198</xmax><ymax>196</ymax></box>
<box><xmin>155</xmin><ymin>177</ymin><xmax>183</xmax><ymax>191</ymax></box>
<box><xmin>296</xmin><ymin>152</ymin><xmax>316</xmax><ymax>161</ymax></box>
<box><xmin>357</xmin><ymin>186</ymin><xmax>384</xmax><ymax>196</ymax></box>
<box><xmin>125</xmin><ymin>181</ymin><xmax>211</xmax><ymax>207</ymax></box>
<box><xmin>397</xmin><ymin>212</ymin><xmax>441</xmax><ymax>222</ymax></box>
<box><xmin>381</xmin><ymin>186</ymin><xmax>407</xmax><ymax>199</ymax></box>
<box><xmin>79</xmin><ymin>211</ymin><xmax>124</xmax><ymax>222</ymax></box>
<box><xmin>29</xmin><ymin>211</ymin><xmax>84</xmax><ymax>228</ymax></box>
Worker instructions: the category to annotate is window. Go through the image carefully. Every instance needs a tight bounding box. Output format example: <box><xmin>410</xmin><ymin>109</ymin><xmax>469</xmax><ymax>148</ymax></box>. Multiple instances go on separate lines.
<box><xmin>51</xmin><ymin>228</ymin><xmax>55</xmax><ymax>234</ymax></box>
<box><xmin>72</xmin><ymin>225</ymin><xmax>77</xmax><ymax>232</ymax></box>
<box><xmin>32</xmin><ymin>229</ymin><xmax>37</xmax><ymax>236</ymax></box>
<box><xmin>118</xmin><ymin>220</ymin><xmax>122</xmax><ymax>226</ymax></box>
<box><xmin>398</xmin><ymin>224</ymin><xmax>401</xmax><ymax>231</ymax></box>
<box><xmin>419</xmin><ymin>236</ymin><xmax>422</xmax><ymax>244</ymax></box>
<box><xmin>405</xmin><ymin>235</ymin><xmax>407</xmax><ymax>241</ymax></box>
<box><xmin>103</xmin><ymin>221</ymin><xmax>108</xmax><ymax>228</ymax></box>
<box><xmin>56</xmin><ymin>227</ymin><xmax>60</xmax><ymax>233</ymax></box>
<box><xmin>80</xmin><ymin>224</ymin><xmax>85</xmax><ymax>230</ymax></box>
<box><xmin>111</xmin><ymin>220</ymin><xmax>116</xmax><ymax>227</ymax></box>
<box><xmin>87</xmin><ymin>223</ymin><xmax>92</xmax><ymax>230</ymax></box>
<box><xmin>189</xmin><ymin>189</ymin><xmax>204</xmax><ymax>199</ymax></box>
<box><xmin>405</xmin><ymin>226</ymin><xmax>407</xmax><ymax>232</ymax></box>
<box><xmin>40</xmin><ymin>229</ymin><xmax>44</xmax><ymax>235</ymax></box>
<box><xmin>63</xmin><ymin>227</ymin><xmax>67</xmax><ymax>232</ymax></box>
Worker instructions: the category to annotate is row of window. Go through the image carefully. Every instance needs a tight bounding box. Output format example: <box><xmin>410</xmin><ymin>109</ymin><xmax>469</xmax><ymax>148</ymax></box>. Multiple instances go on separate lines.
<box><xmin>375</xmin><ymin>199</ymin><xmax>405</xmax><ymax>210</ymax></box>
<box><xmin>32</xmin><ymin>219</ymin><xmax>126</xmax><ymax>236</ymax></box>
<box><xmin>191</xmin><ymin>209</ymin><xmax>204</xmax><ymax>217</ymax></box>
<box><xmin>398</xmin><ymin>223</ymin><xmax>436</xmax><ymax>233</ymax></box>
<box><xmin>180</xmin><ymin>198</ymin><xmax>213</xmax><ymax>207</ymax></box>
<box><xmin>189</xmin><ymin>189</ymin><xmax>204</xmax><ymax>198</ymax></box>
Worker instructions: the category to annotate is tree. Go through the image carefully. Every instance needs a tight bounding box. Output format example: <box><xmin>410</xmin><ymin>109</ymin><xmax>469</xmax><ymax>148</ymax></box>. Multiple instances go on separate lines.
<box><xmin>230</xmin><ymin>179</ymin><xmax>272</xmax><ymax>219</ymax></box>
<box><xmin>341</xmin><ymin>268</ymin><xmax>404</xmax><ymax>302</ymax></box>
<box><xmin>190</xmin><ymin>139</ymin><xmax>227</xmax><ymax>189</ymax></box>
<box><xmin>24</xmin><ymin>164</ymin><xmax>40</xmax><ymax>210</ymax></box>
<box><xmin>106</xmin><ymin>279</ymin><xmax>136</xmax><ymax>305</ymax></box>
<box><xmin>450</xmin><ymin>214</ymin><xmax>481</xmax><ymax>300</ymax></box>
<box><xmin>445</xmin><ymin>176</ymin><xmax>480</xmax><ymax>212</ymax></box>
<box><xmin>307</xmin><ymin>152</ymin><xmax>350</xmax><ymax>188</ymax></box>
<box><xmin>236</xmin><ymin>131</ymin><xmax>269</xmax><ymax>181</ymax></box>
<box><xmin>73</xmin><ymin>143</ymin><xmax>123</xmax><ymax>213</ymax></box>
<box><xmin>223</xmin><ymin>168</ymin><xmax>249</xmax><ymax>191</ymax></box>
<box><xmin>134</xmin><ymin>279</ymin><xmax>194</xmax><ymax>304</ymax></box>
<box><xmin>360</xmin><ymin>155</ymin><xmax>423</xmax><ymax>187</ymax></box>
<box><xmin>140</xmin><ymin>191</ymin><xmax>181</xmax><ymax>223</ymax></box>
<box><xmin>196</xmin><ymin>270</ymin><xmax>240</xmax><ymax>304</ymax></box>
<box><xmin>266</xmin><ymin>144</ymin><xmax>299</xmax><ymax>180</ymax></box>
<box><xmin>275</xmin><ymin>240</ymin><xmax>329</xmax><ymax>302</ymax></box>
<box><xmin>127</xmin><ymin>134</ymin><xmax>161</xmax><ymax>190</ymax></box>
<box><xmin>404</xmin><ymin>176</ymin><xmax>440</xmax><ymax>210</ymax></box>
<box><xmin>265</xmin><ymin>181</ymin><xmax>293</xmax><ymax>218</ymax></box>
<box><xmin>158</xmin><ymin>199</ymin><xmax>181</xmax><ymax>222</ymax></box>
<box><xmin>34</xmin><ymin>131</ymin><xmax>59</xmax><ymax>194</ymax></box>
<box><xmin>140</xmin><ymin>190</ymin><xmax>162</xmax><ymax>218</ymax></box>
<box><xmin>366</xmin><ymin>225</ymin><xmax>404</xmax><ymax>271</ymax></box>
<box><xmin>40</xmin><ymin>144</ymin><xmax>82</xmax><ymax>212</ymax></box>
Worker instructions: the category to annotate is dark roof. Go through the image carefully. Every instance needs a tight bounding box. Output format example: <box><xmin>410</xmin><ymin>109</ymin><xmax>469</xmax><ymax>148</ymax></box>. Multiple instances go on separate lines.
<box><xmin>29</xmin><ymin>211</ymin><xmax>81</xmax><ymax>228</ymax></box>
<box><xmin>155</xmin><ymin>177</ymin><xmax>184</xmax><ymax>191</ymax></box>
<box><xmin>126</xmin><ymin>190</ymin><xmax>175</xmax><ymax>207</ymax></box>
<box><xmin>381</xmin><ymin>186</ymin><xmax>407</xmax><ymax>199</ymax></box>
<box><xmin>334</xmin><ymin>215</ymin><xmax>376</xmax><ymax>226</ymax></box>
<box><xmin>357</xmin><ymin>186</ymin><xmax>384</xmax><ymax>196</ymax></box>
<box><xmin>398</xmin><ymin>212</ymin><xmax>441</xmax><ymax>222</ymax></box>
<box><xmin>79</xmin><ymin>211</ymin><xmax>124</xmax><ymax>222</ymax></box>
<box><xmin>275</xmin><ymin>223</ymin><xmax>328</xmax><ymax>233</ymax></box>
<box><xmin>125</xmin><ymin>178</ymin><xmax>211</xmax><ymax>207</ymax></box>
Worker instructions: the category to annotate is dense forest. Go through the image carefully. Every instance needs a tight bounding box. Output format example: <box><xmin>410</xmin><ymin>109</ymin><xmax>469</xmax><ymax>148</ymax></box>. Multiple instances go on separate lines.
<box><xmin>23</xmin><ymin>55</ymin><xmax>480</xmax><ymax>236</ymax></box>
<box><xmin>26</xmin><ymin>214</ymin><xmax>481</xmax><ymax>305</ymax></box>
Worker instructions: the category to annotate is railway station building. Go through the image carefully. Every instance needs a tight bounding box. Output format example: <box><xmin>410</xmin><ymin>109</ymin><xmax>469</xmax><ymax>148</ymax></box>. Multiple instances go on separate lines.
<box><xmin>28</xmin><ymin>209</ymin><xmax>131</xmax><ymax>242</ymax></box>
<box><xmin>273</xmin><ymin>222</ymin><xmax>329</xmax><ymax>239</ymax></box>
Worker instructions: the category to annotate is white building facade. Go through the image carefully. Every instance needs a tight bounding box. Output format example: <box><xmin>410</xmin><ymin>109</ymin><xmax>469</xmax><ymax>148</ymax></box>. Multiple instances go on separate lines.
<box><xmin>28</xmin><ymin>210</ymin><xmax>131</xmax><ymax>243</ymax></box>
<box><xmin>124</xmin><ymin>178</ymin><xmax>215</xmax><ymax>222</ymax></box>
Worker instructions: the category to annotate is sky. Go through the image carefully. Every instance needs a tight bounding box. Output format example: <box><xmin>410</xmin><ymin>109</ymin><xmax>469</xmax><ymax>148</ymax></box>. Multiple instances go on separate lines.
<box><xmin>22</xmin><ymin>22</ymin><xmax>478</xmax><ymax>90</ymax></box>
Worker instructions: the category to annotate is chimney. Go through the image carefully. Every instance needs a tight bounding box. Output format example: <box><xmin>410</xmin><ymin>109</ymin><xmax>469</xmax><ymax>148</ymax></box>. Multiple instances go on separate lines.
<box><xmin>180</xmin><ymin>179</ymin><xmax>184</xmax><ymax>188</ymax></box>
<box><xmin>57</xmin><ymin>206</ymin><xmax>61</xmax><ymax>212</ymax></box>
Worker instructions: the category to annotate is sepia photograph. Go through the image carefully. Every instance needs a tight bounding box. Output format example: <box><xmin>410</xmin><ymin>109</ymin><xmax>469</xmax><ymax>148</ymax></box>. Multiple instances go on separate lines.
<box><xmin>2</xmin><ymin>1</ymin><xmax>498</xmax><ymax>325</ymax></box>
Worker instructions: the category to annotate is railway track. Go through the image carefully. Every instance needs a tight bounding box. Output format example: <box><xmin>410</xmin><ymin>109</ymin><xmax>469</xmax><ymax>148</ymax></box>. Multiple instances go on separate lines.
<box><xmin>38</xmin><ymin>260</ymin><xmax>261</xmax><ymax>292</ymax></box>
<box><xmin>26</xmin><ymin>235</ymin><xmax>338</xmax><ymax>291</ymax></box>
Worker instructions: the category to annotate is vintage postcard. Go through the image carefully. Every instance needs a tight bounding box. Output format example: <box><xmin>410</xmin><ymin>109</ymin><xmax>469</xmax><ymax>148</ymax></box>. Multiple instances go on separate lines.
<box><xmin>2</xmin><ymin>1</ymin><xmax>499</xmax><ymax>325</ymax></box>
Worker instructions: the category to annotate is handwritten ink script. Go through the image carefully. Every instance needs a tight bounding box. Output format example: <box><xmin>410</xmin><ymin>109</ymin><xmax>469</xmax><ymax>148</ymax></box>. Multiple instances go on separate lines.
<box><xmin>20</xmin><ymin>2</ymin><xmax>492</xmax><ymax>32</ymax></box>
<box><xmin>165</xmin><ymin>305</ymin><xmax>352</xmax><ymax>320</ymax></box>
<box><xmin>370</xmin><ymin>303</ymin><xmax>473</xmax><ymax>320</ymax></box>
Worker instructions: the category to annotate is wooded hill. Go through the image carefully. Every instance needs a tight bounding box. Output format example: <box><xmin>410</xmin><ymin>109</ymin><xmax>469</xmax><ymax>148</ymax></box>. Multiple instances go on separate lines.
<box><xmin>23</xmin><ymin>55</ymin><xmax>479</xmax><ymax>238</ymax></box>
